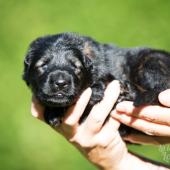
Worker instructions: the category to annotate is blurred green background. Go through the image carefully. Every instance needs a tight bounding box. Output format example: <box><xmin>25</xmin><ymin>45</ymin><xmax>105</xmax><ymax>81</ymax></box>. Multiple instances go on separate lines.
<box><xmin>0</xmin><ymin>0</ymin><xmax>170</xmax><ymax>169</ymax></box>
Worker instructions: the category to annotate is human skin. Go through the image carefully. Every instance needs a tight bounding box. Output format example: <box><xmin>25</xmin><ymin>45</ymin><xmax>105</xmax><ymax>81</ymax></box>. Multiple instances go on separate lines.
<box><xmin>111</xmin><ymin>90</ymin><xmax>170</xmax><ymax>144</ymax></box>
<box><xmin>31</xmin><ymin>81</ymin><xmax>170</xmax><ymax>170</ymax></box>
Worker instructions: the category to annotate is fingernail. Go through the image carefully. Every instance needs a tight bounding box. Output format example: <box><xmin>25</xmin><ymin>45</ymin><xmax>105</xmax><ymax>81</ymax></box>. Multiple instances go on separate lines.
<box><xmin>84</xmin><ymin>87</ymin><xmax>92</xmax><ymax>96</ymax></box>
<box><xmin>111</xmin><ymin>80</ymin><xmax>120</xmax><ymax>87</ymax></box>
<box><xmin>87</xmin><ymin>87</ymin><xmax>92</xmax><ymax>94</ymax></box>
<box><xmin>158</xmin><ymin>89</ymin><xmax>170</xmax><ymax>107</ymax></box>
<box><xmin>107</xmin><ymin>80</ymin><xmax>120</xmax><ymax>95</ymax></box>
<box><xmin>107</xmin><ymin>80</ymin><xmax>119</xmax><ymax>88</ymax></box>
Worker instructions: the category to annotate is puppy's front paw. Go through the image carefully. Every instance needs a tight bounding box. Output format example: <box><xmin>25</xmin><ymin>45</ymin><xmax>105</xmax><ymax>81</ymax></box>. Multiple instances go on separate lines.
<box><xmin>89</xmin><ymin>89</ymin><xmax>104</xmax><ymax>105</ymax></box>
<box><xmin>118</xmin><ymin>124</ymin><xmax>132</xmax><ymax>137</ymax></box>
<box><xmin>89</xmin><ymin>82</ymin><xmax>105</xmax><ymax>105</ymax></box>
<box><xmin>49</xmin><ymin>117</ymin><xmax>62</xmax><ymax>128</ymax></box>
<box><xmin>44</xmin><ymin>107</ymin><xmax>64</xmax><ymax>128</ymax></box>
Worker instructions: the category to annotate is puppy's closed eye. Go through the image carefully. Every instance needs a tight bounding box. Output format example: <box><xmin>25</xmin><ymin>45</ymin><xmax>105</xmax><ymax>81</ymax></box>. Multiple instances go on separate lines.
<box><xmin>69</xmin><ymin>57</ymin><xmax>83</xmax><ymax>68</ymax></box>
<box><xmin>35</xmin><ymin>58</ymin><xmax>51</xmax><ymax>75</ymax></box>
<box><xmin>35</xmin><ymin>60</ymin><xmax>46</xmax><ymax>68</ymax></box>
<box><xmin>68</xmin><ymin>58</ymin><xmax>83</xmax><ymax>77</ymax></box>
<box><xmin>35</xmin><ymin>57</ymin><xmax>51</xmax><ymax>67</ymax></box>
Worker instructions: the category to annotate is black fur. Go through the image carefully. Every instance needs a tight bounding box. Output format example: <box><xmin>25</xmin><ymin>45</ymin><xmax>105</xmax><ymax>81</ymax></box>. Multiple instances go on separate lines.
<box><xmin>23</xmin><ymin>32</ymin><xmax>170</xmax><ymax>135</ymax></box>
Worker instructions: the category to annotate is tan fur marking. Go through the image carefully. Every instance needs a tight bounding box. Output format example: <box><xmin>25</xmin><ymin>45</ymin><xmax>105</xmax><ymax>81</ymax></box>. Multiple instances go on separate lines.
<box><xmin>134</xmin><ymin>83</ymin><xmax>147</xmax><ymax>92</ymax></box>
<box><xmin>83</xmin><ymin>42</ymin><xmax>94</xmax><ymax>58</ymax></box>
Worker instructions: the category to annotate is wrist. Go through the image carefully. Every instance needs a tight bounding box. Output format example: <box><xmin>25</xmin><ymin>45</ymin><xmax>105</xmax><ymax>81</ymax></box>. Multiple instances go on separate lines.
<box><xmin>88</xmin><ymin>135</ymin><xmax>129</xmax><ymax>170</ymax></box>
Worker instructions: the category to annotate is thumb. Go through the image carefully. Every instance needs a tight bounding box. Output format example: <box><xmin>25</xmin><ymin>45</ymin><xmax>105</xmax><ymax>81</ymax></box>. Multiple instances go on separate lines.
<box><xmin>31</xmin><ymin>96</ymin><xmax>45</xmax><ymax>120</ymax></box>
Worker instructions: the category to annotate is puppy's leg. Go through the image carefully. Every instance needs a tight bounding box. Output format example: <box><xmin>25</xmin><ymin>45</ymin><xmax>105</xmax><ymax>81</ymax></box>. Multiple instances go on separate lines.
<box><xmin>117</xmin><ymin>81</ymin><xmax>137</xmax><ymax>136</ymax></box>
<box><xmin>89</xmin><ymin>74</ymin><xmax>116</xmax><ymax>105</ymax></box>
<box><xmin>117</xmin><ymin>80</ymin><xmax>136</xmax><ymax>103</ymax></box>
<box><xmin>44</xmin><ymin>107</ymin><xmax>66</xmax><ymax>128</ymax></box>
<box><xmin>90</xmin><ymin>77</ymin><xmax>137</xmax><ymax>105</ymax></box>
<box><xmin>89</xmin><ymin>81</ymin><xmax>106</xmax><ymax>105</ymax></box>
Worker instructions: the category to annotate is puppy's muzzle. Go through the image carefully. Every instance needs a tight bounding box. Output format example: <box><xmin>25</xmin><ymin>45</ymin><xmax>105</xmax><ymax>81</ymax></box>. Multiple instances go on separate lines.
<box><xmin>49</xmin><ymin>70</ymin><xmax>71</xmax><ymax>94</ymax></box>
<box><xmin>54</xmin><ymin>76</ymin><xmax>69</xmax><ymax>90</ymax></box>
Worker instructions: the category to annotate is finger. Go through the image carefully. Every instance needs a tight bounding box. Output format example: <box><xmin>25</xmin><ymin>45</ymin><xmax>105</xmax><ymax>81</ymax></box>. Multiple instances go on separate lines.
<box><xmin>123</xmin><ymin>133</ymin><xmax>170</xmax><ymax>145</ymax></box>
<box><xmin>116</xmin><ymin>101</ymin><xmax>170</xmax><ymax>126</ymax></box>
<box><xmin>94</xmin><ymin>118</ymin><xmax>121</xmax><ymax>147</ymax></box>
<box><xmin>123</xmin><ymin>133</ymin><xmax>159</xmax><ymax>145</ymax></box>
<box><xmin>31</xmin><ymin>96</ymin><xmax>45</xmax><ymax>121</ymax></box>
<box><xmin>112</xmin><ymin>112</ymin><xmax>170</xmax><ymax>136</ymax></box>
<box><xmin>158</xmin><ymin>89</ymin><xmax>170</xmax><ymax>107</ymax></box>
<box><xmin>63</xmin><ymin>88</ymin><xmax>92</xmax><ymax>126</ymax></box>
<box><xmin>100</xmin><ymin>117</ymin><xmax>120</xmax><ymax>135</ymax></box>
<box><xmin>55</xmin><ymin>88</ymin><xmax>92</xmax><ymax>139</ymax></box>
<box><xmin>86</xmin><ymin>80</ymin><xmax>120</xmax><ymax>133</ymax></box>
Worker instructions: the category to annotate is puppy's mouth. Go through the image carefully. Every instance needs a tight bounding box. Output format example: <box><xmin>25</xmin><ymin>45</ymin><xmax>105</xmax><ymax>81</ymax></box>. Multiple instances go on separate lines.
<box><xmin>37</xmin><ymin>92</ymin><xmax>77</xmax><ymax>107</ymax></box>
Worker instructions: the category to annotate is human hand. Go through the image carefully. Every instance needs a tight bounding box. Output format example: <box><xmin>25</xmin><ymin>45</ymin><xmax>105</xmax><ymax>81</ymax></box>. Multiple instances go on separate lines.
<box><xmin>112</xmin><ymin>89</ymin><xmax>170</xmax><ymax>144</ymax></box>
<box><xmin>31</xmin><ymin>82</ymin><xmax>170</xmax><ymax>169</ymax></box>
<box><xmin>31</xmin><ymin>81</ymin><xmax>129</xmax><ymax>170</ymax></box>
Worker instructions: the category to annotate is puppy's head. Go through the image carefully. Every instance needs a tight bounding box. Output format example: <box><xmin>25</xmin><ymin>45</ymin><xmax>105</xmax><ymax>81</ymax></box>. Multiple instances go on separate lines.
<box><xmin>23</xmin><ymin>33</ymin><xmax>95</xmax><ymax>107</ymax></box>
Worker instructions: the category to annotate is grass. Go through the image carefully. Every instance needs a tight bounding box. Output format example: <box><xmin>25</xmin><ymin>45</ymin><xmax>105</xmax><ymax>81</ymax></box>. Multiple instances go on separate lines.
<box><xmin>0</xmin><ymin>0</ymin><xmax>170</xmax><ymax>169</ymax></box>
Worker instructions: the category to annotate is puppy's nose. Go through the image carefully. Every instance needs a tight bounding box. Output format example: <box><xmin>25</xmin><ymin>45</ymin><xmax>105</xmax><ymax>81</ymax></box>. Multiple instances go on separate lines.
<box><xmin>55</xmin><ymin>79</ymin><xmax>68</xmax><ymax>89</ymax></box>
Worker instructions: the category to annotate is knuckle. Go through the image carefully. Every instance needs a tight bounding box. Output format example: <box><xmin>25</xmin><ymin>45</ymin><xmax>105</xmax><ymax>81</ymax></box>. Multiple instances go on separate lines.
<box><xmin>70</xmin><ymin>138</ymin><xmax>92</xmax><ymax>148</ymax></box>
<box><xmin>94</xmin><ymin>136</ymin><xmax>113</xmax><ymax>148</ymax></box>
<box><xmin>79</xmin><ymin>141</ymin><xmax>92</xmax><ymax>148</ymax></box>
<box><xmin>142</xmin><ymin>116</ymin><xmax>156</xmax><ymax>122</ymax></box>
<box><xmin>70</xmin><ymin>133</ymin><xmax>94</xmax><ymax>148</ymax></box>
<box><xmin>98</xmin><ymin>140</ymin><xmax>109</xmax><ymax>148</ymax></box>
<box><xmin>90</xmin><ymin>123</ymin><xmax>103</xmax><ymax>134</ymax></box>
<box><xmin>91</xmin><ymin>115</ymin><xmax>103</xmax><ymax>126</ymax></box>
<box><xmin>63</xmin><ymin>119</ymin><xmax>76</xmax><ymax>127</ymax></box>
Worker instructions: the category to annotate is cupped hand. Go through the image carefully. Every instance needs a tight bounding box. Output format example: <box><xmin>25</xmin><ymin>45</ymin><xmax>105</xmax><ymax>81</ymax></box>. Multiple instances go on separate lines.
<box><xmin>31</xmin><ymin>81</ymin><xmax>129</xmax><ymax>170</ymax></box>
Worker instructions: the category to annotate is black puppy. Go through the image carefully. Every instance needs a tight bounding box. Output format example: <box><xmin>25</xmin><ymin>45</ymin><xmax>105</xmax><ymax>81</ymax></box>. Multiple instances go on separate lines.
<box><xmin>23</xmin><ymin>32</ymin><xmax>170</xmax><ymax>135</ymax></box>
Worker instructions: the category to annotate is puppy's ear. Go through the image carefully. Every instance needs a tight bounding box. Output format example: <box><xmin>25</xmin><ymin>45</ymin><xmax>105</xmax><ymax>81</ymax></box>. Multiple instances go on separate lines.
<box><xmin>83</xmin><ymin>42</ymin><xmax>95</xmax><ymax>59</ymax></box>
<box><xmin>81</xmin><ymin>42</ymin><xmax>94</xmax><ymax>70</ymax></box>
<box><xmin>83</xmin><ymin>55</ymin><xmax>93</xmax><ymax>72</ymax></box>
<box><xmin>22</xmin><ymin>50</ymin><xmax>33</xmax><ymax>86</ymax></box>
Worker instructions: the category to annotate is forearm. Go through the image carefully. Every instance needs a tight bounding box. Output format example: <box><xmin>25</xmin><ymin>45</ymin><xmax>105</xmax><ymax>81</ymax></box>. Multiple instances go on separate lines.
<box><xmin>74</xmin><ymin>134</ymin><xmax>170</xmax><ymax>170</ymax></box>
<box><xmin>92</xmin><ymin>152</ymin><xmax>170</xmax><ymax>170</ymax></box>
<box><xmin>119</xmin><ymin>152</ymin><xmax>170</xmax><ymax>170</ymax></box>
